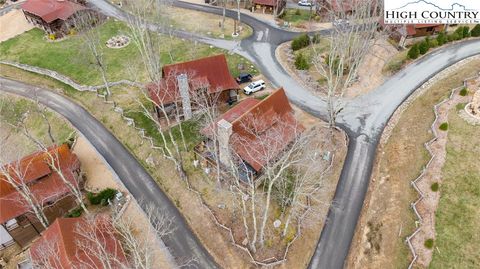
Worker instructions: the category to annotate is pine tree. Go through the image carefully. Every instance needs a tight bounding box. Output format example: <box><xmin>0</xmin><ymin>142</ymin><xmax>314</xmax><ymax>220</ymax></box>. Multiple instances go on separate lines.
<box><xmin>408</xmin><ymin>44</ymin><xmax>420</xmax><ymax>59</ymax></box>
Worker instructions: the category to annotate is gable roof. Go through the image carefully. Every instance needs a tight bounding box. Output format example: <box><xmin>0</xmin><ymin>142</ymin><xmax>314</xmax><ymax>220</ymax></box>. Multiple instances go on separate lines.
<box><xmin>202</xmin><ymin>89</ymin><xmax>305</xmax><ymax>172</ymax></box>
<box><xmin>405</xmin><ymin>24</ymin><xmax>444</xmax><ymax>36</ymax></box>
<box><xmin>0</xmin><ymin>144</ymin><xmax>80</xmax><ymax>224</ymax></box>
<box><xmin>21</xmin><ymin>0</ymin><xmax>86</xmax><ymax>24</ymax></box>
<box><xmin>253</xmin><ymin>0</ymin><xmax>277</xmax><ymax>6</ymax></box>
<box><xmin>30</xmin><ymin>216</ymin><xmax>128</xmax><ymax>269</ymax></box>
<box><xmin>147</xmin><ymin>54</ymin><xmax>239</xmax><ymax>105</ymax></box>
<box><xmin>200</xmin><ymin>97</ymin><xmax>260</xmax><ymax>138</ymax></box>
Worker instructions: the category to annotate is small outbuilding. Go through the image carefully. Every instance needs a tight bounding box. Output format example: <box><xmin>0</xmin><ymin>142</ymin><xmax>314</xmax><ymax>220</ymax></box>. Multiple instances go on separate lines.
<box><xmin>21</xmin><ymin>0</ymin><xmax>96</xmax><ymax>37</ymax></box>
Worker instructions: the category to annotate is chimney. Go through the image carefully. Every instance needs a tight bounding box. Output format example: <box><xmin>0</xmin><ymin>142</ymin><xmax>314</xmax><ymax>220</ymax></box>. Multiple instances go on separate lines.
<box><xmin>217</xmin><ymin>119</ymin><xmax>232</xmax><ymax>168</ymax></box>
<box><xmin>176</xmin><ymin>73</ymin><xmax>192</xmax><ymax>120</ymax></box>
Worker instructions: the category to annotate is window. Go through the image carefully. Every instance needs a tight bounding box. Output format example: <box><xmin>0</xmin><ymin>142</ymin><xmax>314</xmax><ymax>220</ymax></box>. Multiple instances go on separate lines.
<box><xmin>5</xmin><ymin>219</ymin><xmax>18</xmax><ymax>230</ymax></box>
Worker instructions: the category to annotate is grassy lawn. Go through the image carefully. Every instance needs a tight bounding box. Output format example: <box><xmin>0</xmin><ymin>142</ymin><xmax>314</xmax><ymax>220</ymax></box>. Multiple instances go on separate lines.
<box><xmin>0</xmin><ymin>19</ymin><xmax>258</xmax><ymax>85</ymax></box>
<box><xmin>0</xmin><ymin>93</ymin><xmax>74</xmax><ymax>159</ymax></box>
<box><xmin>163</xmin><ymin>6</ymin><xmax>253</xmax><ymax>40</ymax></box>
<box><xmin>111</xmin><ymin>0</ymin><xmax>253</xmax><ymax>40</ymax></box>
<box><xmin>123</xmin><ymin>110</ymin><xmax>201</xmax><ymax>151</ymax></box>
<box><xmin>430</xmin><ymin>110</ymin><xmax>480</xmax><ymax>268</ymax></box>
<box><xmin>347</xmin><ymin>59</ymin><xmax>480</xmax><ymax>269</ymax></box>
<box><xmin>281</xmin><ymin>9</ymin><xmax>315</xmax><ymax>27</ymax></box>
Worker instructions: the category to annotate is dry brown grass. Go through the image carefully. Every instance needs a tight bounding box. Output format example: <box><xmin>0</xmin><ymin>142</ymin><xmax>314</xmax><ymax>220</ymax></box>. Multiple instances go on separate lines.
<box><xmin>346</xmin><ymin>59</ymin><xmax>480</xmax><ymax>269</ymax></box>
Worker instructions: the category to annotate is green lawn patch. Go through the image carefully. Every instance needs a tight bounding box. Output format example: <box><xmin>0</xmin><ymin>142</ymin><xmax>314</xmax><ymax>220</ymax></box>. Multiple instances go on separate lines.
<box><xmin>0</xmin><ymin>19</ymin><xmax>257</xmax><ymax>85</ymax></box>
<box><xmin>123</xmin><ymin>110</ymin><xmax>201</xmax><ymax>151</ymax></box>
<box><xmin>431</xmin><ymin>111</ymin><xmax>480</xmax><ymax>268</ymax></box>
<box><xmin>0</xmin><ymin>94</ymin><xmax>73</xmax><ymax>145</ymax></box>
<box><xmin>282</xmin><ymin>9</ymin><xmax>314</xmax><ymax>26</ymax></box>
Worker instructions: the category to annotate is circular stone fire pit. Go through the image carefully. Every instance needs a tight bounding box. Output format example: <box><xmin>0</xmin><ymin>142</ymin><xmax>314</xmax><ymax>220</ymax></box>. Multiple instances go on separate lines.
<box><xmin>461</xmin><ymin>75</ymin><xmax>480</xmax><ymax>125</ymax></box>
<box><xmin>105</xmin><ymin>35</ymin><xmax>130</xmax><ymax>49</ymax></box>
<box><xmin>465</xmin><ymin>90</ymin><xmax>480</xmax><ymax>119</ymax></box>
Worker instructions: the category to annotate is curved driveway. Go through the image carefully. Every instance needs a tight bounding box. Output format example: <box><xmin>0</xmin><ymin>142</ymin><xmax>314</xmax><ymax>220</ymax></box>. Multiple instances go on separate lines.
<box><xmin>4</xmin><ymin>1</ymin><xmax>480</xmax><ymax>268</ymax></box>
<box><xmin>0</xmin><ymin>78</ymin><xmax>218</xmax><ymax>269</ymax></box>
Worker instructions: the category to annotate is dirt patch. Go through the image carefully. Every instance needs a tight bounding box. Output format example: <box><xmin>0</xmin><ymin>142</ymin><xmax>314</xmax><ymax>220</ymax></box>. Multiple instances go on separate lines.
<box><xmin>344</xmin><ymin>38</ymin><xmax>398</xmax><ymax>98</ymax></box>
<box><xmin>346</xmin><ymin>58</ymin><xmax>480</xmax><ymax>269</ymax></box>
<box><xmin>0</xmin><ymin>10</ymin><xmax>34</xmax><ymax>43</ymax></box>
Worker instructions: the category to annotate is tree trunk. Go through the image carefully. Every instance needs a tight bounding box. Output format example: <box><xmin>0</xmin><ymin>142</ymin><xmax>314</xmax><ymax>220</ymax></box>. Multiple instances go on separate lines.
<box><xmin>222</xmin><ymin>0</ymin><xmax>226</xmax><ymax>33</ymax></box>
<box><xmin>258</xmin><ymin>182</ymin><xmax>273</xmax><ymax>245</ymax></box>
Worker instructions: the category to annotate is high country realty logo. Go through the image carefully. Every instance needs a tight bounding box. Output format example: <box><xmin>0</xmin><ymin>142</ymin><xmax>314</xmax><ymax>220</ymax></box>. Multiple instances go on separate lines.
<box><xmin>384</xmin><ymin>0</ymin><xmax>480</xmax><ymax>24</ymax></box>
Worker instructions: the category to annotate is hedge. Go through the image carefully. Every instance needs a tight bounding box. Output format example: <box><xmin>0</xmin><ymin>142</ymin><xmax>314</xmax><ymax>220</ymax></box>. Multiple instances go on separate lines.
<box><xmin>419</xmin><ymin>41</ymin><xmax>429</xmax><ymax>55</ymax></box>
<box><xmin>87</xmin><ymin>188</ymin><xmax>118</xmax><ymax>206</ymax></box>
<box><xmin>408</xmin><ymin>44</ymin><xmax>420</xmax><ymax>59</ymax></box>
<box><xmin>409</xmin><ymin>26</ymin><xmax>475</xmax><ymax>61</ymax></box>
<box><xmin>472</xmin><ymin>24</ymin><xmax>480</xmax><ymax>37</ymax></box>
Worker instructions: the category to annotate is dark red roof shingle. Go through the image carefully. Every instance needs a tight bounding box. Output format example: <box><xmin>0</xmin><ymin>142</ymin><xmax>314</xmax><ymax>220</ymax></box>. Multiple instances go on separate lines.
<box><xmin>203</xmin><ymin>89</ymin><xmax>304</xmax><ymax>172</ymax></box>
<box><xmin>147</xmin><ymin>54</ymin><xmax>239</xmax><ymax>105</ymax></box>
<box><xmin>0</xmin><ymin>144</ymin><xmax>80</xmax><ymax>224</ymax></box>
<box><xmin>21</xmin><ymin>0</ymin><xmax>86</xmax><ymax>23</ymax></box>
<box><xmin>30</xmin><ymin>216</ymin><xmax>128</xmax><ymax>269</ymax></box>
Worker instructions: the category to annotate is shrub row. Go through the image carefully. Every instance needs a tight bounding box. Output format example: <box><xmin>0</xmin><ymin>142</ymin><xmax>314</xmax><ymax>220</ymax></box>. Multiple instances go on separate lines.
<box><xmin>472</xmin><ymin>24</ymin><xmax>480</xmax><ymax>37</ymax></box>
<box><xmin>408</xmin><ymin>26</ymin><xmax>478</xmax><ymax>60</ymax></box>
<box><xmin>87</xmin><ymin>188</ymin><xmax>117</xmax><ymax>206</ymax></box>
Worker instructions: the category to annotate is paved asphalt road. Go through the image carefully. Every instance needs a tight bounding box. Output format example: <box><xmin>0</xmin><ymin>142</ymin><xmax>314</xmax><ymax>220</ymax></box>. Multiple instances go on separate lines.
<box><xmin>3</xmin><ymin>0</ymin><xmax>480</xmax><ymax>268</ymax></box>
<box><xmin>310</xmin><ymin>39</ymin><xmax>480</xmax><ymax>269</ymax></box>
<box><xmin>0</xmin><ymin>78</ymin><xmax>218</xmax><ymax>269</ymax></box>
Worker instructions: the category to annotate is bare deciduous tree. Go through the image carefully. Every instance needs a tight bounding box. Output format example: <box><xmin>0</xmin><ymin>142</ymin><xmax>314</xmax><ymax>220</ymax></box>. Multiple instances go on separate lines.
<box><xmin>75</xmin><ymin>214</ymin><xmax>129</xmax><ymax>269</ymax></box>
<box><xmin>191</xmin><ymin>87</ymin><xmax>224</xmax><ymax>183</ymax></box>
<box><xmin>0</xmin><ymin>156</ymin><xmax>51</xmax><ymax>228</ymax></box>
<box><xmin>225</xmin><ymin>116</ymin><xmax>329</xmax><ymax>252</ymax></box>
<box><xmin>15</xmin><ymin>102</ymin><xmax>88</xmax><ymax>213</ymax></box>
<box><xmin>30</xmin><ymin>235</ymin><xmax>64</xmax><ymax>269</ymax></box>
<box><xmin>74</xmin><ymin>12</ymin><xmax>112</xmax><ymax>98</ymax></box>
<box><xmin>312</xmin><ymin>0</ymin><xmax>382</xmax><ymax>126</ymax></box>
<box><xmin>126</xmin><ymin>0</ymin><xmax>192</xmax><ymax>179</ymax></box>
<box><xmin>113</xmin><ymin>203</ymin><xmax>176</xmax><ymax>269</ymax></box>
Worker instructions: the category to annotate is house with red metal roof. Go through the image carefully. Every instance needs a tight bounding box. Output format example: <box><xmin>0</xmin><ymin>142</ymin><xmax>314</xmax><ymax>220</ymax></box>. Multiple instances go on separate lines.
<box><xmin>29</xmin><ymin>216</ymin><xmax>128</xmax><ymax>269</ymax></box>
<box><xmin>21</xmin><ymin>0</ymin><xmax>95</xmax><ymax>37</ymax></box>
<box><xmin>198</xmin><ymin>88</ymin><xmax>304</xmax><ymax>179</ymax></box>
<box><xmin>379</xmin><ymin>19</ymin><xmax>445</xmax><ymax>47</ymax></box>
<box><xmin>0</xmin><ymin>144</ymin><xmax>82</xmax><ymax>249</ymax></box>
<box><xmin>316</xmin><ymin>0</ymin><xmax>378</xmax><ymax>15</ymax></box>
<box><xmin>146</xmin><ymin>54</ymin><xmax>240</xmax><ymax>122</ymax></box>
<box><xmin>252</xmin><ymin>0</ymin><xmax>286</xmax><ymax>15</ymax></box>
